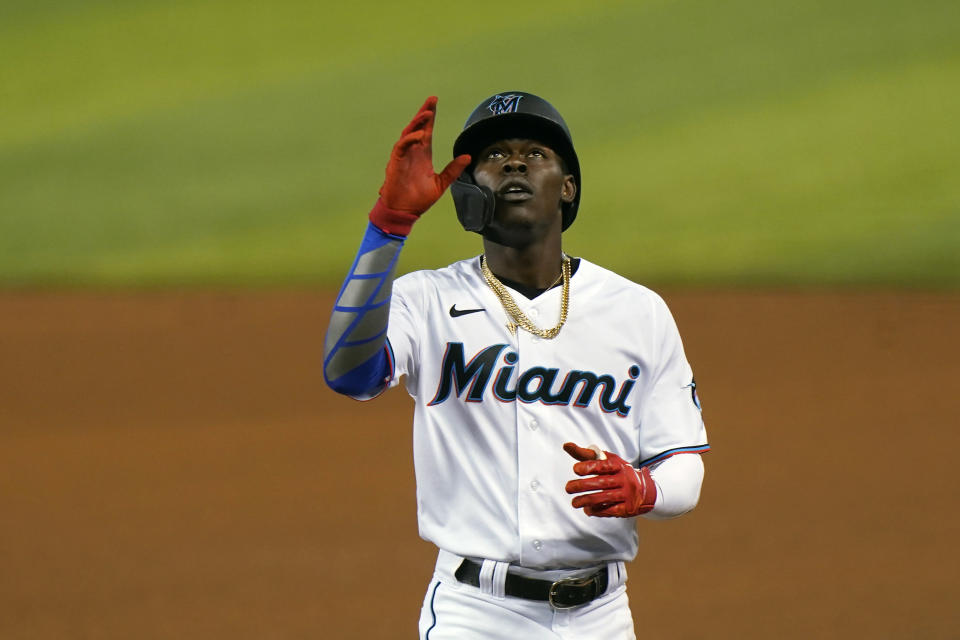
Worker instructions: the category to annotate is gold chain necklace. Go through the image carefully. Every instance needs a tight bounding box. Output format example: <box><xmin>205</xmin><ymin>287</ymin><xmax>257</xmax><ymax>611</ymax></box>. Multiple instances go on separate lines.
<box><xmin>480</xmin><ymin>254</ymin><xmax>571</xmax><ymax>339</ymax></box>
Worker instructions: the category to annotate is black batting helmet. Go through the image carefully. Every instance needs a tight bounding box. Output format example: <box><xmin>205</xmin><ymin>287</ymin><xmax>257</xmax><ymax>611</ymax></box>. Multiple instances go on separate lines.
<box><xmin>450</xmin><ymin>92</ymin><xmax>581</xmax><ymax>233</ymax></box>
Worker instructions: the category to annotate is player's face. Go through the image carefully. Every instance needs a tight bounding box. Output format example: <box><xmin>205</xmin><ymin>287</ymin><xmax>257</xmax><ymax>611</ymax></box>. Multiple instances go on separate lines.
<box><xmin>472</xmin><ymin>138</ymin><xmax>576</xmax><ymax>239</ymax></box>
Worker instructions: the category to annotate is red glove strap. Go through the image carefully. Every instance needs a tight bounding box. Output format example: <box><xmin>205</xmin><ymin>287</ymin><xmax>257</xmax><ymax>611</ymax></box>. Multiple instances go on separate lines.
<box><xmin>369</xmin><ymin>198</ymin><xmax>420</xmax><ymax>237</ymax></box>
<box><xmin>632</xmin><ymin>465</ymin><xmax>657</xmax><ymax>515</ymax></box>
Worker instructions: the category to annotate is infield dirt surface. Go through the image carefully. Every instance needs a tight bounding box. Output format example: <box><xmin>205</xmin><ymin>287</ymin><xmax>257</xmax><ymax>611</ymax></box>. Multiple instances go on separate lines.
<box><xmin>1</xmin><ymin>290</ymin><xmax>957</xmax><ymax>639</ymax></box>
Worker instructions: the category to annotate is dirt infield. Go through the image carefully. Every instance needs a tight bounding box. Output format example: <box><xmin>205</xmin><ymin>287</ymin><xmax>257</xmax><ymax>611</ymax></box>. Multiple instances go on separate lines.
<box><xmin>1</xmin><ymin>290</ymin><xmax>957</xmax><ymax>639</ymax></box>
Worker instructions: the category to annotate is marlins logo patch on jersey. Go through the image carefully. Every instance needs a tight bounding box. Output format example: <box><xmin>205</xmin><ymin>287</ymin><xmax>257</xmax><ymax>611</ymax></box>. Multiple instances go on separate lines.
<box><xmin>488</xmin><ymin>94</ymin><xmax>523</xmax><ymax>115</ymax></box>
<box><xmin>685</xmin><ymin>377</ymin><xmax>702</xmax><ymax>411</ymax></box>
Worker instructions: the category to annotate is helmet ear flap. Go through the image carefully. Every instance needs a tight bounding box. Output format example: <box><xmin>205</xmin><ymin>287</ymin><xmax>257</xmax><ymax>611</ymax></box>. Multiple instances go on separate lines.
<box><xmin>450</xmin><ymin>173</ymin><xmax>495</xmax><ymax>233</ymax></box>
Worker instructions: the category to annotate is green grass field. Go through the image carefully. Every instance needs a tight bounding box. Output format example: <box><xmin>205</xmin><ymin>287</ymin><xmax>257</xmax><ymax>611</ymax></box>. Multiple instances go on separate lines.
<box><xmin>1</xmin><ymin>0</ymin><xmax>957</xmax><ymax>288</ymax></box>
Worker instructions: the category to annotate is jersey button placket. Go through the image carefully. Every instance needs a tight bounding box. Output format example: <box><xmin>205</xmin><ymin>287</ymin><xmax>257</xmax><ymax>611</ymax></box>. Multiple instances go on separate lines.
<box><xmin>517</xmin><ymin>303</ymin><xmax>563</xmax><ymax>564</ymax></box>
<box><xmin>515</xmin><ymin>336</ymin><xmax>544</xmax><ymax>564</ymax></box>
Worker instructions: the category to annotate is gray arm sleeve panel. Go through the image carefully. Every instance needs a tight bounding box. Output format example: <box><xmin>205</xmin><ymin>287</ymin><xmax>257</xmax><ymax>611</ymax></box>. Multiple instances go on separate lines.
<box><xmin>355</xmin><ymin>242</ymin><xmax>403</xmax><ymax>273</ymax></box>
<box><xmin>324</xmin><ymin>341</ymin><xmax>388</xmax><ymax>382</ymax></box>
<box><xmin>323</xmin><ymin>303</ymin><xmax>393</xmax><ymax>381</ymax></box>
<box><xmin>345</xmin><ymin>302</ymin><xmax>391</xmax><ymax>342</ymax></box>
<box><xmin>323</xmin><ymin>234</ymin><xmax>404</xmax><ymax>382</ymax></box>
<box><xmin>372</xmin><ymin>278</ymin><xmax>394</xmax><ymax>304</ymax></box>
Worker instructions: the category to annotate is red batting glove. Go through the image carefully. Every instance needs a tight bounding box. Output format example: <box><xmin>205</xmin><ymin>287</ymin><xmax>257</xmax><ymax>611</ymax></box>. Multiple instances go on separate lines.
<box><xmin>371</xmin><ymin>96</ymin><xmax>472</xmax><ymax>236</ymax></box>
<box><xmin>563</xmin><ymin>442</ymin><xmax>657</xmax><ymax>518</ymax></box>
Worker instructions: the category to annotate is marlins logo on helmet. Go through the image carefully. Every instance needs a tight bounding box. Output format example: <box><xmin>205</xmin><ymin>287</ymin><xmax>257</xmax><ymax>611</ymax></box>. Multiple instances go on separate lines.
<box><xmin>487</xmin><ymin>94</ymin><xmax>524</xmax><ymax>115</ymax></box>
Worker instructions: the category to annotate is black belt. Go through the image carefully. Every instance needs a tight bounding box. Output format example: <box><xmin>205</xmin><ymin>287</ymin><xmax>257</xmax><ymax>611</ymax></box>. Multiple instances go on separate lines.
<box><xmin>454</xmin><ymin>559</ymin><xmax>608</xmax><ymax>609</ymax></box>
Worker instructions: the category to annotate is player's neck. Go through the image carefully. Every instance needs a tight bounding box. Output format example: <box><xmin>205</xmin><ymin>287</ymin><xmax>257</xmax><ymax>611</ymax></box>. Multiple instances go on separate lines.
<box><xmin>482</xmin><ymin>238</ymin><xmax>564</xmax><ymax>290</ymax></box>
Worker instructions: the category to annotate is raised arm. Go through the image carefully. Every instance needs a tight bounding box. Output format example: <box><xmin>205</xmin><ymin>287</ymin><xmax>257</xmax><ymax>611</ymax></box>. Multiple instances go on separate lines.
<box><xmin>323</xmin><ymin>97</ymin><xmax>470</xmax><ymax>399</ymax></box>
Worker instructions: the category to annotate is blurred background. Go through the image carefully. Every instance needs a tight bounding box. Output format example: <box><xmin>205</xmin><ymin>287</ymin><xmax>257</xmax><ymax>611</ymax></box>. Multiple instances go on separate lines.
<box><xmin>2</xmin><ymin>0</ymin><xmax>957</xmax><ymax>288</ymax></box>
<box><xmin>1</xmin><ymin>0</ymin><xmax>958</xmax><ymax>638</ymax></box>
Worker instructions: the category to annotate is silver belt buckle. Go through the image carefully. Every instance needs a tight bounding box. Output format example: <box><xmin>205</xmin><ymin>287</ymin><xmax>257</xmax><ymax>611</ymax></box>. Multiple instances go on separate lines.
<box><xmin>547</xmin><ymin>574</ymin><xmax>597</xmax><ymax>610</ymax></box>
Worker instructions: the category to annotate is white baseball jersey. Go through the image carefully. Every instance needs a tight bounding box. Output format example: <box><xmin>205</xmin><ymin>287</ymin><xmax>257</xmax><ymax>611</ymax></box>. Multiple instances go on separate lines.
<box><xmin>385</xmin><ymin>256</ymin><xmax>708</xmax><ymax>569</ymax></box>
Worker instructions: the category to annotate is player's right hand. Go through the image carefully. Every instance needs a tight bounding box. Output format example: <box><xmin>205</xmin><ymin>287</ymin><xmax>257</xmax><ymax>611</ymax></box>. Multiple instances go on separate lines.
<box><xmin>371</xmin><ymin>96</ymin><xmax>471</xmax><ymax>236</ymax></box>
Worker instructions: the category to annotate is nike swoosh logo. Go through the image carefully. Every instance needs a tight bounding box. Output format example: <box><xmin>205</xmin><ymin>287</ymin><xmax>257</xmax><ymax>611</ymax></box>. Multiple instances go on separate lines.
<box><xmin>449</xmin><ymin>305</ymin><xmax>486</xmax><ymax>318</ymax></box>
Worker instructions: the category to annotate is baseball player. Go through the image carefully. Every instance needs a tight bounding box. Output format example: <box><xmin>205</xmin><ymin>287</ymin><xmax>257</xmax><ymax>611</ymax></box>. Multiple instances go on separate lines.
<box><xmin>323</xmin><ymin>92</ymin><xmax>709</xmax><ymax>639</ymax></box>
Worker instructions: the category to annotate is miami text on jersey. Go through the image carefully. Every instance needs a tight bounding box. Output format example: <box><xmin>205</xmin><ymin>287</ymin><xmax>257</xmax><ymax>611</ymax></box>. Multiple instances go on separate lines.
<box><xmin>428</xmin><ymin>343</ymin><xmax>639</xmax><ymax>417</ymax></box>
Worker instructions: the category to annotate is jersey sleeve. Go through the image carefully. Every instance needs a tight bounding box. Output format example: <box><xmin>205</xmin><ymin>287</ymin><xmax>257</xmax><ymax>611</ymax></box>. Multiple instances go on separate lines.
<box><xmin>384</xmin><ymin>272</ymin><xmax>422</xmax><ymax>394</ymax></box>
<box><xmin>636</xmin><ymin>294</ymin><xmax>709</xmax><ymax>466</ymax></box>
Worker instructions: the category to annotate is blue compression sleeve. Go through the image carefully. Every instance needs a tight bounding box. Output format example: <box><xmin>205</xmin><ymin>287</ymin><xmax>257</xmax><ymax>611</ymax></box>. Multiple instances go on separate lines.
<box><xmin>323</xmin><ymin>221</ymin><xmax>405</xmax><ymax>399</ymax></box>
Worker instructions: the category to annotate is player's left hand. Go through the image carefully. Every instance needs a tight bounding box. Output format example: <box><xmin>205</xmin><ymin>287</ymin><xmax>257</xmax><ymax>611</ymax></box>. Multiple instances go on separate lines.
<box><xmin>379</xmin><ymin>96</ymin><xmax>472</xmax><ymax>215</ymax></box>
<box><xmin>563</xmin><ymin>442</ymin><xmax>657</xmax><ymax>518</ymax></box>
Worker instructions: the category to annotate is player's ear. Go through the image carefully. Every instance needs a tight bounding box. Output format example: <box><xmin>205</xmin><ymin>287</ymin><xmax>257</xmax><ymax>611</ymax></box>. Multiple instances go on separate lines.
<box><xmin>561</xmin><ymin>174</ymin><xmax>576</xmax><ymax>204</ymax></box>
